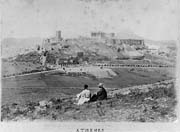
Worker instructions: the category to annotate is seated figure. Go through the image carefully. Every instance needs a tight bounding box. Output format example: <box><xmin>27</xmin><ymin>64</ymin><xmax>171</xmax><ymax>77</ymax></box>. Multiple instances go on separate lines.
<box><xmin>90</xmin><ymin>83</ymin><xmax>107</xmax><ymax>102</ymax></box>
<box><xmin>75</xmin><ymin>84</ymin><xmax>91</xmax><ymax>105</ymax></box>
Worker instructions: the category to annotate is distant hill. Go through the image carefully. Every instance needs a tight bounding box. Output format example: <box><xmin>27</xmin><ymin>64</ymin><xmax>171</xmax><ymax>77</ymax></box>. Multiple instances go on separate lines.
<box><xmin>116</xmin><ymin>31</ymin><xmax>143</xmax><ymax>40</ymax></box>
<box><xmin>1</xmin><ymin>37</ymin><xmax>43</xmax><ymax>58</ymax></box>
<box><xmin>144</xmin><ymin>39</ymin><xmax>177</xmax><ymax>49</ymax></box>
<box><xmin>1</xmin><ymin>33</ymin><xmax>177</xmax><ymax>61</ymax></box>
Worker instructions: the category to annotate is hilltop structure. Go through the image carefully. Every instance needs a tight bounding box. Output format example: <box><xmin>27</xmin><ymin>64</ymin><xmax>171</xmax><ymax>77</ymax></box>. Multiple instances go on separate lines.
<box><xmin>91</xmin><ymin>31</ymin><xmax>145</xmax><ymax>50</ymax></box>
<box><xmin>42</xmin><ymin>30</ymin><xmax>63</xmax><ymax>50</ymax></box>
<box><xmin>40</xmin><ymin>30</ymin><xmax>146</xmax><ymax>65</ymax></box>
<box><xmin>91</xmin><ymin>31</ymin><xmax>115</xmax><ymax>38</ymax></box>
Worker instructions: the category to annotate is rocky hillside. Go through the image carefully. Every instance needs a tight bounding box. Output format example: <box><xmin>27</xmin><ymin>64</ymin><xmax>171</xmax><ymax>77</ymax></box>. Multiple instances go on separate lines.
<box><xmin>51</xmin><ymin>38</ymin><xmax>145</xmax><ymax>60</ymax></box>
<box><xmin>1</xmin><ymin>79</ymin><xmax>177</xmax><ymax>122</ymax></box>
<box><xmin>1</xmin><ymin>36</ymin><xmax>177</xmax><ymax>76</ymax></box>
<box><xmin>2</xmin><ymin>32</ymin><xmax>177</xmax><ymax>60</ymax></box>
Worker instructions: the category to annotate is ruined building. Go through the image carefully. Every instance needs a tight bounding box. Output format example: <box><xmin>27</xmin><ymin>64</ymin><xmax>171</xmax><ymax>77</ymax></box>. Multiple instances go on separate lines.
<box><xmin>110</xmin><ymin>38</ymin><xmax>145</xmax><ymax>49</ymax></box>
<box><xmin>42</xmin><ymin>30</ymin><xmax>63</xmax><ymax>50</ymax></box>
<box><xmin>91</xmin><ymin>32</ymin><xmax>115</xmax><ymax>39</ymax></box>
<box><xmin>91</xmin><ymin>31</ymin><xmax>145</xmax><ymax>49</ymax></box>
<box><xmin>56</xmin><ymin>30</ymin><xmax>62</xmax><ymax>42</ymax></box>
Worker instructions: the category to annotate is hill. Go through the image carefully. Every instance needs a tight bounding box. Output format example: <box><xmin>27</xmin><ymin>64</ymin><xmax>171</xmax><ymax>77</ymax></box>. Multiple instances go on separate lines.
<box><xmin>1</xmin><ymin>37</ymin><xmax>42</xmax><ymax>58</ymax></box>
<box><xmin>144</xmin><ymin>39</ymin><xmax>177</xmax><ymax>50</ymax></box>
<box><xmin>1</xmin><ymin>79</ymin><xmax>176</xmax><ymax>122</ymax></box>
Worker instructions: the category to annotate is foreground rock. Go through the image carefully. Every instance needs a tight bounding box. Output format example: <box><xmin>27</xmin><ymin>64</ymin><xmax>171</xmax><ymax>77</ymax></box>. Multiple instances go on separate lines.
<box><xmin>1</xmin><ymin>80</ymin><xmax>177</xmax><ymax>122</ymax></box>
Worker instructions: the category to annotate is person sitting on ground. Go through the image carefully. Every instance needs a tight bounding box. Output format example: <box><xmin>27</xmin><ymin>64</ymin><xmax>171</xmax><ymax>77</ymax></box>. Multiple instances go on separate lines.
<box><xmin>90</xmin><ymin>83</ymin><xmax>107</xmax><ymax>102</ymax></box>
<box><xmin>75</xmin><ymin>84</ymin><xmax>91</xmax><ymax>105</ymax></box>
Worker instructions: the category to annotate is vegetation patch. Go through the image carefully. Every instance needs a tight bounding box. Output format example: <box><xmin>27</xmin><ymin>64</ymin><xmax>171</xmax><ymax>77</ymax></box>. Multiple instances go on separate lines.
<box><xmin>1</xmin><ymin>80</ymin><xmax>177</xmax><ymax>122</ymax></box>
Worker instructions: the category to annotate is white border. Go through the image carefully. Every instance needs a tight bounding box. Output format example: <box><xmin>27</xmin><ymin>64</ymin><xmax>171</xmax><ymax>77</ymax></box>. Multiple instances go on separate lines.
<box><xmin>1</xmin><ymin>0</ymin><xmax>180</xmax><ymax>132</ymax></box>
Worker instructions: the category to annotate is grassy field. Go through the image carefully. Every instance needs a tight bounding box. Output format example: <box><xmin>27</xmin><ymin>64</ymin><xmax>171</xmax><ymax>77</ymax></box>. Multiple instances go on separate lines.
<box><xmin>2</xmin><ymin>67</ymin><xmax>175</xmax><ymax>105</ymax></box>
<box><xmin>1</xmin><ymin>79</ymin><xmax>177</xmax><ymax>122</ymax></box>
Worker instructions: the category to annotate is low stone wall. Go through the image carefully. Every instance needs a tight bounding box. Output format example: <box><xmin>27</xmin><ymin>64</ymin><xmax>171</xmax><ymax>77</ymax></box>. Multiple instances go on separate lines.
<box><xmin>94</xmin><ymin>63</ymin><xmax>173</xmax><ymax>68</ymax></box>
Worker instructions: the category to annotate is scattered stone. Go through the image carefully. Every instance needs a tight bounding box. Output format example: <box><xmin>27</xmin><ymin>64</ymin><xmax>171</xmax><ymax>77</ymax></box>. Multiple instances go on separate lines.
<box><xmin>47</xmin><ymin>101</ymin><xmax>53</xmax><ymax>108</ymax></box>
<box><xmin>1</xmin><ymin>79</ymin><xmax>176</xmax><ymax>121</ymax></box>
<box><xmin>39</xmin><ymin>100</ymin><xmax>48</xmax><ymax>107</ymax></box>
<box><xmin>144</xmin><ymin>97</ymin><xmax>154</xmax><ymax>101</ymax></box>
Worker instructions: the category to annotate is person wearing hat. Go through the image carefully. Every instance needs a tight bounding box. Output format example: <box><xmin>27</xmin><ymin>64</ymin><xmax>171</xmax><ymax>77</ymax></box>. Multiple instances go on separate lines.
<box><xmin>75</xmin><ymin>84</ymin><xmax>91</xmax><ymax>105</ymax></box>
<box><xmin>90</xmin><ymin>83</ymin><xmax>107</xmax><ymax>102</ymax></box>
<box><xmin>96</xmin><ymin>83</ymin><xmax>107</xmax><ymax>100</ymax></box>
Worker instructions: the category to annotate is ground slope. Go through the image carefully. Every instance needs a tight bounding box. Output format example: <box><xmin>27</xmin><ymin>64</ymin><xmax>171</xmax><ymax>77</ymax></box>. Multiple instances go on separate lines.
<box><xmin>1</xmin><ymin>80</ymin><xmax>176</xmax><ymax>122</ymax></box>
<box><xmin>2</xmin><ymin>67</ymin><xmax>174</xmax><ymax>105</ymax></box>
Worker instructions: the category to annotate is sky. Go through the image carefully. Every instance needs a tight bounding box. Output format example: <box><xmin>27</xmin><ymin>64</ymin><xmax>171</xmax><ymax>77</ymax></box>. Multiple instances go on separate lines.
<box><xmin>1</xmin><ymin>0</ymin><xmax>179</xmax><ymax>40</ymax></box>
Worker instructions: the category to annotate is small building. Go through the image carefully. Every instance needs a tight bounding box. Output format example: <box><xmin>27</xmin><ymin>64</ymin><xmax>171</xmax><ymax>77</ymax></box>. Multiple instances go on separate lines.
<box><xmin>77</xmin><ymin>52</ymin><xmax>84</xmax><ymax>58</ymax></box>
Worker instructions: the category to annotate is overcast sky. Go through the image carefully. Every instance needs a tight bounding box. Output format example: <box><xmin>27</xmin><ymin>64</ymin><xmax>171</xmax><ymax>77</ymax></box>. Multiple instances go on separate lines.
<box><xmin>1</xmin><ymin>0</ymin><xmax>179</xmax><ymax>40</ymax></box>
